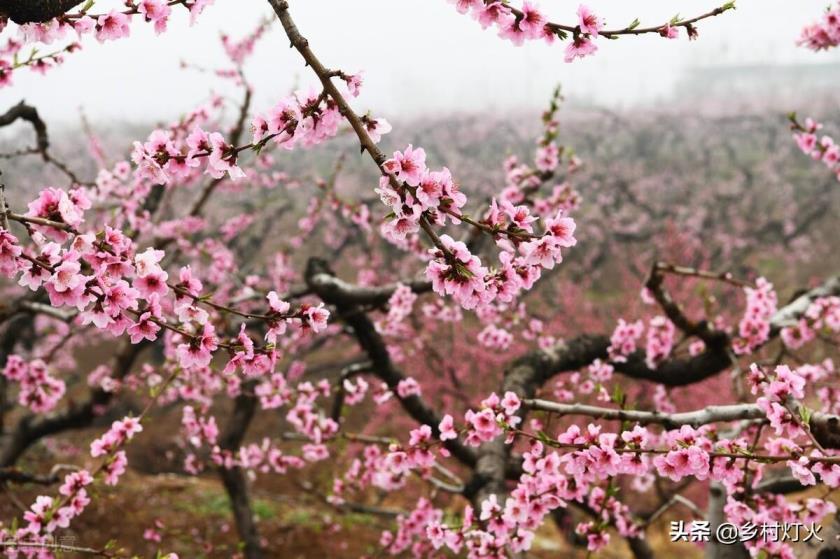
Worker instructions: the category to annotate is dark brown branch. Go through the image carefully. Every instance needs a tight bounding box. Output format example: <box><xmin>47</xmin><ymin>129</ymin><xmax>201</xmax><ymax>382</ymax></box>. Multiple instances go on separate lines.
<box><xmin>0</xmin><ymin>101</ymin><xmax>86</xmax><ymax>185</ymax></box>
<box><xmin>0</xmin><ymin>463</ymin><xmax>77</xmax><ymax>485</ymax></box>
<box><xmin>645</xmin><ymin>261</ymin><xmax>727</xmax><ymax>343</ymax></box>
<box><xmin>330</xmin><ymin>361</ymin><xmax>373</xmax><ymax>422</ymax></box>
<box><xmin>268</xmin><ymin>0</ymin><xmax>451</xmax><ymax>256</ymax></box>
<box><xmin>0</xmin><ymin>0</ymin><xmax>85</xmax><ymax>23</ymax></box>
<box><xmin>307</xmin><ymin>273</ymin><xmax>431</xmax><ymax>308</ymax></box>
<box><xmin>753</xmin><ymin>475</ymin><xmax>805</xmax><ymax>495</ymax></box>
<box><xmin>217</xmin><ymin>385</ymin><xmax>263</xmax><ymax>559</ymax></box>
<box><xmin>0</xmin><ymin>339</ymin><xmax>147</xmax><ymax>467</ymax></box>
<box><xmin>305</xmin><ymin>258</ymin><xmax>478</xmax><ymax>470</ymax></box>
<box><xmin>0</xmin><ymin>101</ymin><xmax>48</xmax><ymax>155</ymax></box>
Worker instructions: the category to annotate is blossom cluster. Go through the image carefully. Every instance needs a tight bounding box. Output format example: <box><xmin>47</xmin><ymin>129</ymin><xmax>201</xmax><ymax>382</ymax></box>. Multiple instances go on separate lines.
<box><xmin>0</xmin><ymin>0</ymin><xmax>215</xmax><ymax>87</ymax></box>
<box><xmin>178</xmin><ymin>368</ymin><xmax>340</xmax><ymax>476</ymax></box>
<box><xmin>1</xmin><ymin>355</ymin><xmax>66</xmax><ymax>413</ymax></box>
<box><xmin>749</xmin><ymin>363</ymin><xmax>808</xmax><ymax>439</ymax></box>
<box><xmin>376</xmin><ymin>142</ymin><xmax>578</xmax><ymax>311</ymax></box>
<box><xmin>734</xmin><ymin>277</ymin><xmax>777</xmax><ymax>354</ymax></box>
<box><xmin>607</xmin><ymin>318</ymin><xmax>644</xmax><ymax>362</ymax></box>
<box><xmin>131</xmin><ymin>127</ymin><xmax>247</xmax><ymax>185</ymax></box>
<box><xmin>446</xmin><ymin>2</ymin><xmax>703</xmax><ymax>64</ymax></box>
<box><xmin>792</xmin><ymin>117</ymin><xmax>840</xmax><ymax>182</ymax></box>
<box><xmin>460</xmin><ymin>391</ymin><xmax>522</xmax><ymax>445</ymax></box>
<box><xmin>376</xmin><ymin>283</ymin><xmax>418</xmax><ymax>337</ymax></box>
<box><xmin>1</xmin><ymin>187</ymin><xmax>330</xmax><ymax>379</ymax></box>
<box><xmin>797</xmin><ymin>2</ymin><xmax>840</xmax><ymax>52</ymax></box>
<box><xmin>781</xmin><ymin>295</ymin><xmax>840</xmax><ymax>349</ymax></box>
<box><xmin>251</xmin><ymin>84</ymin><xmax>390</xmax><ymax>152</ymax></box>
<box><xmin>431</xmin><ymin>209</ymin><xmax>576</xmax><ymax>310</ymax></box>
<box><xmin>644</xmin><ymin>315</ymin><xmax>676</xmax><ymax>368</ymax></box>
<box><xmin>6</xmin><ymin>415</ymin><xmax>147</xmax><ymax>549</ymax></box>
<box><xmin>446</xmin><ymin>1</ymin><xmax>606</xmax><ymax>62</ymax></box>
<box><xmin>373</xmin><ymin>371</ymin><xmax>840</xmax><ymax>558</ymax></box>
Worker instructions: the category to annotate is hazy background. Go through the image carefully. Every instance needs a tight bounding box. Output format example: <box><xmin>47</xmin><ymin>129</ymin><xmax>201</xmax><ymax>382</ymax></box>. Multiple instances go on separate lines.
<box><xmin>2</xmin><ymin>0</ymin><xmax>840</xmax><ymax>128</ymax></box>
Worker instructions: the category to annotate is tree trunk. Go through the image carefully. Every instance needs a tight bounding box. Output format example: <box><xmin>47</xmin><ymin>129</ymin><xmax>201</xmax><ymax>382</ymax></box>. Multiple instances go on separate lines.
<box><xmin>217</xmin><ymin>387</ymin><xmax>263</xmax><ymax>559</ymax></box>
<box><xmin>705</xmin><ymin>482</ymin><xmax>748</xmax><ymax>559</ymax></box>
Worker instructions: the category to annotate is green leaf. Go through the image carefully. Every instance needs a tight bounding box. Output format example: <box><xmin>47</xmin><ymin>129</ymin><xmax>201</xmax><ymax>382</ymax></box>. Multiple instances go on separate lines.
<box><xmin>799</xmin><ymin>405</ymin><xmax>812</xmax><ymax>425</ymax></box>
<box><xmin>611</xmin><ymin>384</ymin><xmax>625</xmax><ymax>405</ymax></box>
<box><xmin>627</xmin><ymin>18</ymin><xmax>640</xmax><ymax>30</ymax></box>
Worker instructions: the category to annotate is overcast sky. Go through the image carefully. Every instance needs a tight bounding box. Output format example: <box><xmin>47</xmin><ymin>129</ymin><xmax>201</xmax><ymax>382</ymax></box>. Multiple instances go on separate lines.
<box><xmin>2</xmin><ymin>1</ymin><xmax>840</xmax><ymax>127</ymax></box>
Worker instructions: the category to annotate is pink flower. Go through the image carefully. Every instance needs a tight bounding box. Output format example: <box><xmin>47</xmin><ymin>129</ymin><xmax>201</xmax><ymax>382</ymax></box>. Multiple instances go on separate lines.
<box><xmin>267</xmin><ymin>291</ymin><xmax>291</xmax><ymax>314</ymax></box>
<box><xmin>135</xmin><ymin>248</ymin><xmax>165</xmax><ymax>277</ymax></box>
<box><xmin>518</xmin><ymin>2</ymin><xmax>546</xmax><ymax>39</ymax></box>
<box><xmin>383</xmin><ymin>145</ymin><xmax>427</xmax><ymax>187</ymax></box>
<box><xmin>397</xmin><ymin>377</ymin><xmax>421</xmax><ymax>398</ymax></box>
<box><xmin>545</xmin><ymin>211</ymin><xmax>577</xmax><ymax>247</ymax></box>
<box><xmin>564</xmin><ymin>36</ymin><xmax>598</xmax><ymax>63</ymax></box>
<box><xmin>176</xmin><ymin>323</ymin><xmax>219</xmax><ymax>369</ymax></box>
<box><xmin>302</xmin><ymin>303</ymin><xmax>329</xmax><ymax>332</ymax></box>
<box><xmin>0</xmin><ymin>229</ymin><xmax>21</xmax><ymax>276</ymax></box>
<box><xmin>577</xmin><ymin>5</ymin><xmax>603</xmax><ymax>36</ymax></box>
<box><xmin>135</xmin><ymin>269</ymin><xmax>169</xmax><ymax>298</ymax></box>
<box><xmin>500</xmin><ymin>391</ymin><xmax>521</xmax><ymax>416</ymax></box>
<box><xmin>475</xmin><ymin>2</ymin><xmax>511</xmax><ymax>29</ymax></box>
<box><xmin>467</xmin><ymin>407</ymin><xmax>501</xmax><ymax>440</ymax></box>
<box><xmin>409</xmin><ymin>425</ymin><xmax>433</xmax><ymax>447</ymax></box>
<box><xmin>104</xmin><ymin>451</ymin><xmax>128</xmax><ymax>485</ymax></box>
<box><xmin>186</xmin><ymin>0</ymin><xmax>214</xmax><ymax>24</ymax></box>
<box><xmin>477</xmin><ymin>324</ymin><xmax>513</xmax><ymax>350</ymax></box>
<box><xmin>143</xmin><ymin>528</ymin><xmax>163</xmax><ymax>543</ymax></box>
<box><xmin>59</xmin><ymin>470</ymin><xmax>94</xmax><ymax>497</ymax></box>
<box><xmin>535</xmin><ymin>144</ymin><xmax>559</xmax><ymax>172</ymax></box>
<box><xmin>499</xmin><ymin>16</ymin><xmax>528</xmax><ymax>46</ymax></box>
<box><xmin>439</xmin><ymin>414</ymin><xmax>457</xmax><ymax>440</ymax></box>
<box><xmin>659</xmin><ymin>23</ymin><xmax>679</xmax><ymax>39</ymax></box>
<box><xmin>138</xmin><ymin>0</ymin><xmax>172</xmax><ymax>34</ymax></box>
<box><xmin>91</xmin><ymin>417</ymin><xmax>144</xmax><ymax>458</ymax></box>
<box><xmin>342</xmin><ymin>72</ymin><xmax>363</xmax><ymax>97</ymax></box>
<box><xmin>258</xmin><ymin>97</ymin><xmax>301</xmax><ymax>146</ymax></box>
<box><xmin>96</xmin><ymin>11</ymin><xmax>131</xmax><ymax>43</ymax></box>
<box><xmin>608</xmin><ymin>319</ymin><xmax>644</xmax><ymax>362</ymax></box>
<box><xmin>789</xmin><ymin>457</ymin><xmax>817</xmax><ymax>486</ymax></box>
<box><xmin>449</xmin><ymin>0</ymin><xmax>481</xmax><ymax>14</ymax></box>
<box><xmin>207</xmin><ymin>132</ymin><xmax>246</xmax><ymax>180</ymax></box>
<box><xmin>128</xmin><ymin>312</ymin><xmax>161</xmax><ymax>344</ymax></box>
<box><xmin>0</xmin><ymin>60</ymin><xmax>13</xmax><ymax>88</ymax></box>
<box><xmin>26</xmin><ymin>188</ymin><xmax>85</xmax><ymax>240</ymax></box>
<box><xmin>364</xmin><ymin>117</ymin><xmax>392</xmax><ymax>144</ymax></box>
<box><xmin>645</xmin><ymin>316</ymin><xmax>675</xmax><ymax>368</ymax></box>
<box><xmin>24</xmin><ymin>495</ymin><xmax>54</xmax><ymax>534</ymax></box>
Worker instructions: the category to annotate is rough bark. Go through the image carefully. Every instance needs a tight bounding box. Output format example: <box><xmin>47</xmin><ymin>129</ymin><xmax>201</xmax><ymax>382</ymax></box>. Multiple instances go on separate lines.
<box><xmin>305</xmin><ymin>258</ymin><xmax>479</xmax><ymax>469</ymax></box>
<box><xmin>0</xmin><ymin>0</ymin><xmax>84</xmax><ymax>23</ymax></box>
<box><xmin>218</xmin><ymin>386</ymin><xmax>263</xmax><ymax>559</ymax></box>
<box><xmin>705</xmin><ymin>482</ymin><xmax>749</xmax><ymax>559</ymax></box>
<box><xmin>0</xmin><ymin>101</ymin><xmax>49</xmax><ymax>155</ymax></box>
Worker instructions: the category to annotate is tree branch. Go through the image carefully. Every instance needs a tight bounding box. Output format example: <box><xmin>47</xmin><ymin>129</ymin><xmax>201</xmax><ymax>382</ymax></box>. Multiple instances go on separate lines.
<box><xmin>304</xmin><ymin>258</ymin><xmax>478</xmax><ymax>470</ymax></box>
<box><xmin>0</xmin><ymin>0</ymin><xmax>85</xmax><ymax>24</ymax></box>
<box><xmin>524</xmin><ymin>400</ymin><xmax>765</xmax><ymax>429</ymax></box>
<box><xmin>217</xmin><ymin>384</ymin><xmax>263</xmax><ymax>559</ymax></box>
